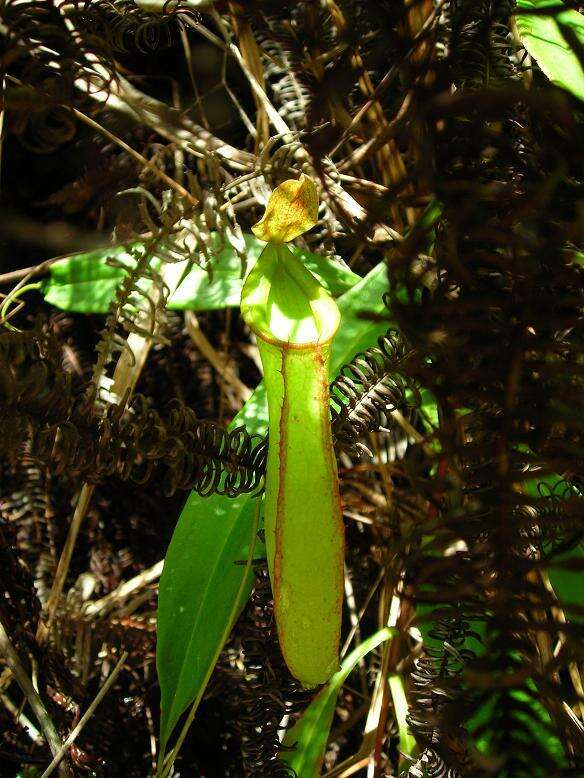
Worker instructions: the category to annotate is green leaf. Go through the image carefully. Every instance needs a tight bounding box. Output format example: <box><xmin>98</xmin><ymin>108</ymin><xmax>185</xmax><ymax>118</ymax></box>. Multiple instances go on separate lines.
<box><xmin>156</xmin><ymin>263</ymin><xmax>390</xmax><ymax>757</ymax></box>
<box><xmin>516</xmin><ymin>0</ymin><xmax>584</xmax><ymax>102</ymax></box>
<box><xmin>524</xmin><ymin>473</ymin><xmax>584</xmax><ymax>621</ymax></box>
<box><xmin>156</xmin><ymin>493</ymin><xmax>261</xmax><ymax>756</ymax></box>
<box><xmin>175</xmin><ymin>235</ymin><xmax>360</xmax><ymax>308</ymax></box>
<box><xmin>388</xmin><ymin>673</ymin><xmax>417</xmax><ymax>764</ymax></box>
<box><xmin>42</xmin><ymin>245</ymin><xmax>143</xmax><ymax>313</ymax></box>
<box><xmin>548</xmin><ymin>545</ymin><xmax>584</xmax><ymax>623</ymax></box>
<box><xmin>280</xmin><ymin>627</ymin><xmax>394</xmax><ymax>777</ymax></box>
<box><xmin>42</xmin><ymin>234</ymin><xmax>360</xmax><ymax>314</ymax></box>
<box><xmin>469</xmin><ymin>686</ymin><xmax>568</xmax><ymax>769</ymax></box>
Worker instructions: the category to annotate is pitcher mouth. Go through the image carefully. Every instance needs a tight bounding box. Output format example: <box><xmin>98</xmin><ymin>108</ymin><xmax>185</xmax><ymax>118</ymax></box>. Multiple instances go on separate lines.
<box><xmin>241</xmin><ymin>243</ymin><xmax>341</xmax><ymax>349</ymax></box>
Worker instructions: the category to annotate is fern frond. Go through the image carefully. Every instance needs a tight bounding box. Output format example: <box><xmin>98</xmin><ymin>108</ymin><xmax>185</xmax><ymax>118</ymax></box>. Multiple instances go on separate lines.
<box><xmin>0</xmin><ymin>330</ymin><xmax>266</xmax><ymax>498</ymax></box>
<box><xmin>331</xmin><ymin>330</ymin><xmax>422</xmax><ymax>457</ymax></box>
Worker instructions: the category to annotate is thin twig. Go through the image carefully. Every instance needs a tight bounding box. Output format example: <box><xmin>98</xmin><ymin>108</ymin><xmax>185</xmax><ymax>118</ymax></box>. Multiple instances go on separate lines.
<box><xmin>0</xmin><ymin>259</ymin><xmax>61</xmax><ymax>286</ymax></box>
<box><xmin>341</xmin><ymin>568</ymin><xmax>386</xmax><ymax>658</ymax></box>
<box><xmin>185</xmin><ymin>310</ymin><xmax>252</xmax><ymax>403</ymax></box>
<box><xmin>40</xmin><ymin>652</ymin><xmax>129</xmax><ymax>778</ymax></box>
<box><xmin>83</xmin><ymin>560</ymin><xmax>164</xmax><ymax>618</ymax></box>
<box><xmin>36</xmin><ymin>483</ymin><xmax>96</xmax><ymax>644</ymax></box>
<box><xmin>49</xmin><ymin>1</ymin><xmax>251</xmax><ymax>169</ymax></box>
<box><xmin>72</xmin><ymin>108</ymin><xmax>200</xmax><ymax>209</ymax></box>
<box><xmin>0</xmin><ymin>618</ymin><xmax>67</xmax><ymax>774</ymax></box>
<box><xmin>191</xmin><ymin>10</ymin><xmax>291</xmax><ymax>137</ymax></box>
<box><xmin>80</xmin><ymin>72</ymin><xmax>253</xmax><ymax>169</ymax></box>
<box><xmin>344</xmin><ymin>563</ymin><xmax>369</xmax><ymax>696</ymax></box>
<box><xmin>3</xmin><ymin>75</ymin><xmax>201</xmax><ymax>208</ymax></box>
<box><xmin>1</xmin><ymin>693</ymin><xmax>44</xmax><ymax>745</ymax></box>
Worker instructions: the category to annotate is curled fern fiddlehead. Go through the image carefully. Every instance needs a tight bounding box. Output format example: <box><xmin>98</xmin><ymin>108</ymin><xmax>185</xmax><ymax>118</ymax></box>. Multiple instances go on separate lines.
<box><xmin>1</xmin><ymin>0</ymin><xmax>115</xmax><ymax>152</ymax></box>
<box><xmin>82</xmin><ymin>0</ymin><xmax>201</xmax><ymax>54</ymax></box>
<box><xmin>403</xmin><ymin>615</ymin><xmax>475</xmax><ymax>777</ymax></box>
<box><xmin>330</xmin><ymin>330</ymin><xmax>422</xmax><ymax>457</ymax></box>
<box><xmin>0</xmin><ymin>324</ymin><xmax>427</xmax><ymax>502</ymax></box>
<box><xmin>0</xmin><ymin>330</ymin><xmax>266</xmax><ymax>498</ymax></box>
<box><xmin>232</xmin><ymin>563</ymin><xmax>306</xmax><ymax>777</ymax></box>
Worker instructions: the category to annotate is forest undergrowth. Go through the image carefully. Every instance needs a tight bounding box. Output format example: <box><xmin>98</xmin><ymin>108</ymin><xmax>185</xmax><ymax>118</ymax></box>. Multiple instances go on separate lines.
<box><xmin>0</xmin><ymin>1</ymin><xmax>583</xmax><ymax>776</ymax></box>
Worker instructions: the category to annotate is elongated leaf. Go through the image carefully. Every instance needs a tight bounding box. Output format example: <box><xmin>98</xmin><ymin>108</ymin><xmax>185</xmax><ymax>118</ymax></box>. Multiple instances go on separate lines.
<box><xmin>42</xmin><ymin>245</ymin><xmax>144</xmax><ymax>313</ymax></box>
<box><xmin>516</xmin><ymin>0</ymin><xmax>584</xmax><ymax>102</ymax></box>
<box><xmin>156</xmin><ymin>264</ymin><xmax>390</xmax><ymax>757</ymax></box>
<box><xmin>157</xmin><ymin>493</ymin><xmax>261</xmax><ymax>756</ymax></box>
<box><xmin>42</xmin><ymin>234</ymin><xmax>360</xmax><ymax>313</ymax></box>
<box><xmin>388</xmin><ymin>673</ymin><xmax>417</xmax><ymax>764</ymax></box>
<box><xmin>281</xmin><ymin>628</ymin><xmax>394</xmax><ymax>777</ymax></box>
<box><xmin>469</xmin><ymin>687</ymin><xmax>568</xmax><ymax>767</ymax></box>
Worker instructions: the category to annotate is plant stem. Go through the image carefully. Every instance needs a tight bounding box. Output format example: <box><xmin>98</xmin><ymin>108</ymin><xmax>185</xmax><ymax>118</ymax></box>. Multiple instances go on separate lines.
<box><xmin>36</xmin><ymin>483</ymin><xmax>95</xmax><ymax>644</ymax></box>
<box><xmin>0</xmin><ymin>617</ymin><xmax>69</xmax><ymax>776</ymax></box>
<box><xmin>40</xmin><ymin>651</ymin><xmax>128</xmax><ymax>778</ymax></box>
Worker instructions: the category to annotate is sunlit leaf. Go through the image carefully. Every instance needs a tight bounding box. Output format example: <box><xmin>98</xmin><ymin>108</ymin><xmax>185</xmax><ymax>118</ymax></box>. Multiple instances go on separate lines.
<box><xmin>171</xmin><ymin>234</ymin><xmax>359</xmax><ymax>310</ymax></box>
<box><xmin>516</xmin><ymin>0</ymin><xmax>584</xmax><ymax>101</ymax></box>
<box><xmin>42</xmin><ymin>245</ymin><xmax>145</xmax><ymax>313</ymax></box>
<box><xmin>42</xmin><ymin>234</ymin><xmax>360</xmax><ymax>313</ymax></box>
<box><xmin>157</xmin><ymin>493</ymin><xmax>262</xmax><ymax>756</ymax></box>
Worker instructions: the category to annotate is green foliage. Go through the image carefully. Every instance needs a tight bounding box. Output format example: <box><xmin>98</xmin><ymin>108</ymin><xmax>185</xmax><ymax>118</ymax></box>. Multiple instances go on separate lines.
<box><xmin>524</xmin><ymin>475</ymin><xmax>584</xmax><ymax>623</ymax></box>
<box><xmin>4</xmin><ymin>0</ymin><xmax>584</xmax><ymax>774</ymax></box>
<box><xmin>516</xmin><ymin>0</ymin><xmax>584</xmax><ymax>101</ymax></box>
<box><xmin>157</xmin><ymin>493</ymin><xmax>261</xmax><ymax>761</ymax></box>
<box><xmin>42</xmin><ymin>234</ymin><xmax>360</xmax><ymax>313</ymax></box>
<box><xmin>548</xmin><ymin>547</ymin><xmax>584</xmax><ymax>623</ymax></box>
<box><xmin>156</xmin><ymin>263</ymin><xmax>390</xmax><ymax>761</ymax></box>
<box><xmin>280</xmin><ymin>628</ymin><xmax>394</xmax><ymax>777</ymax></box>
<box><xmin>469</xmin><ymin>687</ymin><xmax>568</xmax><ymax>773</ymax></box>
<box><xmin>43</xmin><ymin>245</ymin><xmax>146</xmax><ymax>313</ymax></box>
<box><xmin>388</xmin><ymin>673</ymin><xmax>418</xmax><ymax>766</ymax></box>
